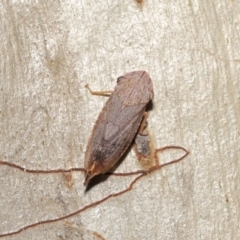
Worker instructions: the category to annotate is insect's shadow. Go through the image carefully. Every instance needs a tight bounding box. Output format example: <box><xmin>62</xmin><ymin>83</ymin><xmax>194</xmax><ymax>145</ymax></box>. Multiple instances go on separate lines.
<box><xmin>84</xmin><ymin>100</ymin><xmax>154</xmax><ymax>192</ymax></box>
<box><xmin>146</xmin><ymin>99</ymin><xmax>153</xmax><ymax>112</ymax></box>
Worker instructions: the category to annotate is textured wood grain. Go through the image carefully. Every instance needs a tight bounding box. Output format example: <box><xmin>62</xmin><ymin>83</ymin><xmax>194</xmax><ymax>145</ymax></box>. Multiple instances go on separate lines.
<box><xmin>0</xmin><ymin>0</ymin><xmax>239</xmax><ymax>239</ymax></box>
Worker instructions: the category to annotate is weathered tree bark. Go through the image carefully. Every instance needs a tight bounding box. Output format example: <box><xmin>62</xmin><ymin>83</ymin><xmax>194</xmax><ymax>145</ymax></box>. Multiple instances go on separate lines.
<box><xmin>0</xmin><ymin>1</ymin><xmax>239</xmax><ymax>239</ymax></box>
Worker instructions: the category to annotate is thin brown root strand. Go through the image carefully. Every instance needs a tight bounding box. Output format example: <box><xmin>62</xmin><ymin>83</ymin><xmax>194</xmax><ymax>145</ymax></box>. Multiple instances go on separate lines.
<box><xmin>112</xmin><ymin>145</ymin><xmax>189</xmax><ymax>176</ymax></box>
<box><xmin>109</xmin><ymin>170</ymin><xmax>146</xmax><ymax>176</ymax></box>
<box><xmin>150</xmin><ymin>147</ymin><xmax>189</xmax><ymax>173</ymax></box>
<box><xmin>0</xmin><ymin>146</ymin><xmax>189</xmax><ymax>176</ymax></box>
<box><xmin>0</xmin><ymin>173</ymin><xmax>145</xmax><ymax>238</ymax></box>
<box><xmin>155</xmin><ymin>145</ymin><xmax>189</xmax><ymax>153</ymax></box>
<box><xmin>0</xmin><ymin>147</ymin><xmax>189</xmax><ymax>238</ymax></box>
<box><xmin>0</xmin><ymin>160</ymin><xmax>85</xmax><ymax>174</ymax></box>
<box><xmin>153</xmin><ymin>145</ymin><xmax>189</xmax><ymax>166</ymax></box>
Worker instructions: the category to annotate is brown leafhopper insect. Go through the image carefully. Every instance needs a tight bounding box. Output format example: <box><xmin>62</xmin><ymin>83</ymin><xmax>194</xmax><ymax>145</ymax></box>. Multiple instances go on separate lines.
<box><xmin>84</xmin><ymin>71</ymin><xmax>154</xmax><ymax>185</ymax></box>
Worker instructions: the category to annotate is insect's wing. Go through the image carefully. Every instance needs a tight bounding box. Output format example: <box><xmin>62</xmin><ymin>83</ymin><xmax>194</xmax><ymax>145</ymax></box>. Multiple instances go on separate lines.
<box><xmin>85</xmin><ymin>92</ymin><xmax>145</xmax><ymax>173</ymax></box>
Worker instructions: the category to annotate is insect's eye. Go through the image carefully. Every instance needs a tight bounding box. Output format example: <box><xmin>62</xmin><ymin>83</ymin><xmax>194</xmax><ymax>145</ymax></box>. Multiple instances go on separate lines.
<box><xmin>117</xmin><ymin>76</ymin><xmax>124</xmax><ymax>83</ymax></box>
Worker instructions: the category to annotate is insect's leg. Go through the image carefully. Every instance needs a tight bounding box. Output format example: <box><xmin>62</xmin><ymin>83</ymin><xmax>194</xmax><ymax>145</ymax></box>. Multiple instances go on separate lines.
<box><xmin>85</xmin><ymin>84</ymin><xmax>113</xmax><ymax>97</ymax></box>
<box><xmin>138</xmin><ymin>112</ymin><xmax>148</xmax><ymax>134</ymax></box>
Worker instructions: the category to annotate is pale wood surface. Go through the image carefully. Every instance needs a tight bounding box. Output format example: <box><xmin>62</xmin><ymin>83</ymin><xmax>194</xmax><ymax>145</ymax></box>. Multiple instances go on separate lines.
<box><xmin>0</xmin><ymin>1</ymin><xmax>239</xmax><ymax>239</ymax></box>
